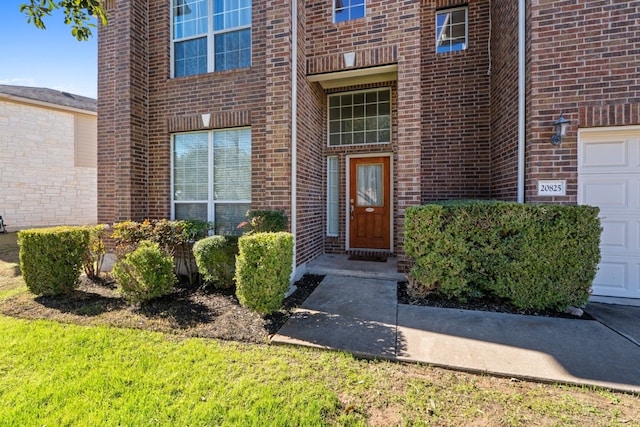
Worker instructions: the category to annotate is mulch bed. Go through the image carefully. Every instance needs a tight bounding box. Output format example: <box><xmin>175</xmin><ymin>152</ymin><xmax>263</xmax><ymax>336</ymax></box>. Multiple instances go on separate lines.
<box><xmin>0</xmin><ymin>274</ymin><xmax>325</xmax><ymax>344</ymax></box>
<box><xmin>397</xmin><ymin>281</ymin><xmax>593</xmax><ymax>320</ymax></box>
<box><xmin>1</xmin><ymin>273</ymin><xmax>593</xmax><ymax>348</ymax></box>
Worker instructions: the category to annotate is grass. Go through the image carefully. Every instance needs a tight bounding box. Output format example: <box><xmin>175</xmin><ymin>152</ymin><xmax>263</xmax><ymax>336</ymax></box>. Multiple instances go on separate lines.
<box><xmin>0</xmin><ymin>232</ymin><xmax>639</xmax><ymax>426</ymax></box>
<box><xmin>0</xmin><ymin>317</ymin><xmax>355</xmax><ymax>426</ymax></box>
<box><xmin>0</xmin><ymin>233</ymin><xmax>26</xmax><ymax>302</ymax></box>
<box><xmin>1</xmin><ymin>316</ymin><xmax>639</xmax><ymax>426</ymax></box>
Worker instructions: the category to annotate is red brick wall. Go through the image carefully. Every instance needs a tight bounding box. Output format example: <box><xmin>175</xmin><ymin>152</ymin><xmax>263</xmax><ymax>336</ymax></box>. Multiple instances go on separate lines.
<box><xmin>489</xmin><ymin>0</ymin><xmax>519</xmax><ymax>200</ymax></box>
<box><xmin>98</xmin><ymin>0</ymin><xmax>150</xmax><ymax>223</ymax></box>
<box><xmin>99</xmin><ymin>0</ymin><xmax>290</xmax><ymax>227</ymax></box>
<box><xmin>421</xmin><ymin>0</ymin><xmax>492</xmax><ymax>202</ymax></box>
<box><xmin>526</xmin><ymin>0</ymin><xmax>640</xmax><ymax>204</ymax></box>
<box><xmin>295</xmin><ymin>0</ymin><xmax>327</xmax><ymax>266</ymax></box>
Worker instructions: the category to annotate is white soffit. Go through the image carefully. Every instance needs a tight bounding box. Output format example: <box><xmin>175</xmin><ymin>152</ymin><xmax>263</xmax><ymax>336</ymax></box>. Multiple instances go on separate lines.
<box><xmin>307</xmin><ymin>64</ymin><xmax>398</xmax><ymax>89</ymax></box>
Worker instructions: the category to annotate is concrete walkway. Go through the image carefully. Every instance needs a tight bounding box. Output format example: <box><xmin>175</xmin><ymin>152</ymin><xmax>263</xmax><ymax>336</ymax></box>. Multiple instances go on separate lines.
<box><xmin>272</xmin><ymin>257</ymin><xmax>640</xmax><ymax>394</ymax></box>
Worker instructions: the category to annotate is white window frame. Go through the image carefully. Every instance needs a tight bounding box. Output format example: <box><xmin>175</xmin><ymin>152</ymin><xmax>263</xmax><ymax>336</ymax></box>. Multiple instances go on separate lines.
<box><xmin>327</xmin><ymin>88</ymin><xmax>392</xmax><ymax>147</ymax></box>
<box><xmin>171</xmin><ymin>0</ymin><xmax>252</xmax><ymax>78</ymax></box>
<box><xmin>435</xmin><ymin>6</ymin><xmax>468</xmax><ymax>54</ymax></box>
<box><xmin>171</xmin><ymin>127</ymin><xmax>251</xmax><ymax>235</ymax></box>
<box><xmin>333</xmin><ymin>0</ymin><xmax>366</xmax><ymax>23</ymax></box>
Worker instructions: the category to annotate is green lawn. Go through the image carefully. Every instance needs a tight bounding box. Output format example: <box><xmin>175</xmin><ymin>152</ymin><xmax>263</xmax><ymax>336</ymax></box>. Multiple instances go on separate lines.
<box><xmin>0</xmin><ymin>232</ymin><xmax>638</xmax><ymax>426</ymax></box>
<box><xmin>0</xmin><ymin>317</ymin><xmax>360</xmax><ymax>426</ymax></box>
<box><xmin>2</xmin><ymin>316</ymin><xmax>639</xmax><ymax>426</ymax></box>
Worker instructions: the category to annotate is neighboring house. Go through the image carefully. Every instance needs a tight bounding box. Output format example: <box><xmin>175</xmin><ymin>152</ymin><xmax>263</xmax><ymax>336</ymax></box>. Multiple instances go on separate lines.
<box><xmin>97</xmin><ymin>1</ymin><xmax>639</xmax><ymax>300</ymax></box>
<box><xmin>0</xmin><ymin>85</ymin><xmax>97</xmax><ymax>230</ymax></box>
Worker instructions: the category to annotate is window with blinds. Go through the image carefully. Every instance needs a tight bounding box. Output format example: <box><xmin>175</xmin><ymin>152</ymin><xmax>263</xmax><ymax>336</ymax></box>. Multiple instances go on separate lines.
<box><xmin>327</xmin><ymin>156</ymin><xmax>339</xmax><ymax>236</ymax></box>
<box><xmin>172</xmin><ymin>127</ymin><xmax>251</xmax><ymax>235</ymax></box>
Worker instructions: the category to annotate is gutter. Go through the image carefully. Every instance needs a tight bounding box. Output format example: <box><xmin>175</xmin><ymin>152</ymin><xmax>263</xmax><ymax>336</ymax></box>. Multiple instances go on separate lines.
<box><xmin>517</xmin><ymin>0</ymin><xmax>526</xmax><ymax>203</ymax></box>
<box><xmin>290</xmin><ymin>0</ymin><xmax>298</xmax><ymax>280</ymax></box>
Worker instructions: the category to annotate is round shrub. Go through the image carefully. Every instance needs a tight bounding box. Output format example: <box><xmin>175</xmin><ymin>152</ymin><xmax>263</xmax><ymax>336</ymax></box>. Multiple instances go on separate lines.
<box><xmin>18</xmin><ymin>226</ymin><xmax>90</xmax><ymax>296</ymax></box>
<box><xmin>112</xmin><ymin>240</ymin><xmax>177</xmax><ymax>304</ymax></box>
<box><xmin>192</xmin><ymin>235</ymin><xmax>238</xmax><ymax>289</ymax></box>
<box><xmin>235</xmin><ymin>232</ymin><xmax>293</xmax><ymax>314</ymax></box>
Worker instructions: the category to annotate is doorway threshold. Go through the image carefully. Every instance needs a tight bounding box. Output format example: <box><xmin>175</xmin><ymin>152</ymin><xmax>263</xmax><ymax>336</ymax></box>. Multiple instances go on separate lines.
<box><xmin>307</xmin><ymin>253</ymin><xmax>405</xmax><ymax>281</ymax></box>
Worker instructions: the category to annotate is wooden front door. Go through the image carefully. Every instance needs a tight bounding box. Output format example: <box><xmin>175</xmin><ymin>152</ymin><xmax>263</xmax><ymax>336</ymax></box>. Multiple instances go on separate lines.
<box><xmin>349</xmin><ymin>156</ymin><xmax>391</xmax><ymax>250</ymax></box>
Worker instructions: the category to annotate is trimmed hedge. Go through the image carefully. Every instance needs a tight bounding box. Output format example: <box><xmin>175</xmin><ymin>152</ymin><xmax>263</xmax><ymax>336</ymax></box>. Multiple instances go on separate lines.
<box><xmin>404</xmin><ymin>201</ymin><xmax>601</xmax><ymax>311</ymax></box>
<box><xmin>18</xmin><ymin>226</ymin><xmax>90</xmax><ymax>296</ymax></box>
<box><xmin>111</xmin><ymin>219</ymin><xmax>211</xmax><ymax>284</ymax></box>
<box><xmin>235</xmin><ymin>232</ymin><xmax>293</xmax><ymax>314</ymax></box>
<box><xmin>192</xmin><ymin>235</ymin><xmax>239</xmax><ymax>289</ymax></box>
<box><xmin>112</xmin><ymin>240</ymin><xmax>177</xmax><ymax>304</ymax></box>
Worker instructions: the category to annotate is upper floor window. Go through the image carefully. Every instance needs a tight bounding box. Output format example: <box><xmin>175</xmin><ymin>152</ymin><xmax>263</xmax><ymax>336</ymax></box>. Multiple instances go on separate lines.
<box><xmin>334</xmin><ymin>0</ymin><xmax>365</xmax><ymax>23</ymax></box>
<box><xmin>436</xmin><ymin>7</ymin><xmax>467</xmax><ymax>54</ymax></box>
<box><xmin>328</xmin><ymin>88</ymin><xmax>391</xmax><ymax>146</ymax></box>
<box><xmin>172</xmin><ymin>0</ymin><xmax>252</xmax><ymax>77</ymax></box>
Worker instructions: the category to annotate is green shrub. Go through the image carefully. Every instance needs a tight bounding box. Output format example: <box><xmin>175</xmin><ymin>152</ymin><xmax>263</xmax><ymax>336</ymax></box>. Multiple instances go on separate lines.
<box><xmin>111</xmin><ymin>219</ymin><xmax>211</xmax><ymax>284</ymax></box>
<box><xmin>112</xmin><ymin>240</ymin><xmax>177</xmax><ymax>304</ymax></box>
<box><xmin>238</xmin><ymin>210</ymin><xmax>288</xmax><ymax>234</ymax></box>
<box><xmin>192</xmin><ymin>235</ymin><xmax>239</xmax><ymax>289</ymax></box>
<box><xmin>235</xmin><ymin>232</ymin><xmax>293</xmax><ymax>314</ymax></box>
<box><xmin>405</xmin><ymin>201</ymin><xmax>601</xmax><ymax>311</ymax></box>
<box><xmin>18</xmin><ymin>226</ymin><xmax>90</xmax><ymax>296</ymax></box>
<box><xmin>82</xmin><ymin>224</ymin><xmax>107</xmax><ymax>281</ymax></box>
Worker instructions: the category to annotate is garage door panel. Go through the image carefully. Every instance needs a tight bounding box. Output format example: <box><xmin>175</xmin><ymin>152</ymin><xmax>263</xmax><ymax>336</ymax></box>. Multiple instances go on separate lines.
<box><xmin>599</xmin><ymin>220</ymin><xmax>628</xmax><ymax>249</ymax></box>
<box><xmin>592</xmin><ymin>259</ymin><xmax>640</xmax><ymax>298</ymax></box>
<box><xmin>593</xmin><ymin>261</ymin><xmax>628</xmax><ymax>291</ymax></box>
<box><xmin>580</xmin><ymin>180</ymin><xmax>628</xmax><ymax>208</ymax></box>
<box><xmin>579</xmin><ymin>128</ymin><xmax>640</xmax><ymax>299</ymax></box>
<box><xmin>581</xmin><ymin>140</ymin><xmax>627</xmax><ymax>168</ymax></box>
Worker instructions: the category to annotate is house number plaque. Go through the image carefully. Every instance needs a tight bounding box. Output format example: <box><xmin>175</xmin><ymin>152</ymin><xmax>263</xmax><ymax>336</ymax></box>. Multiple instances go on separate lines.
<box><xmin>537</xmin><ymin>180</ymin><xmax>566</xmax><ymax>196</ymax></box>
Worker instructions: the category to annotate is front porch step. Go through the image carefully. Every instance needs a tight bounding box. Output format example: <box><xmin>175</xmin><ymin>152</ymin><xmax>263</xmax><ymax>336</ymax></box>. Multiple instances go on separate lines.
<box><xmin>307</xmin><ymin>253</ymin><xmax>406</xmax><ymax>282</ymax></box>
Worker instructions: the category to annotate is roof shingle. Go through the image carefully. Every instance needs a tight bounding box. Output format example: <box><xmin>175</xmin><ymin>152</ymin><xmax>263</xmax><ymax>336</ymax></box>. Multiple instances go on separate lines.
<box><xmin>0</xmin><ymin>84</ymin><xmax>96</xmax><ymax>112</ymax></box>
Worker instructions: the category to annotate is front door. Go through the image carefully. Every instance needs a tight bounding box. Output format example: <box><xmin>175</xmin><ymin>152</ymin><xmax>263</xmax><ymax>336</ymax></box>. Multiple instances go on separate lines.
<box><xmin>349</xmin><ymin>156</ymin><xmax>391</xmax><ymax>250</ymax></box>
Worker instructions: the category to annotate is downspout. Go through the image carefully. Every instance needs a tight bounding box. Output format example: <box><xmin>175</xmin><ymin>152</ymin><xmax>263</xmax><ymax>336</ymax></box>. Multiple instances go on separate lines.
<box><xmin>290</xmin><ymin>0</ymin><xmax>298</xmax><ymax>280</ymax></box>
<box><xmin>517</xmin><ymin>0</ymin><xmax>526</xmax><ymax>203</ymax></box>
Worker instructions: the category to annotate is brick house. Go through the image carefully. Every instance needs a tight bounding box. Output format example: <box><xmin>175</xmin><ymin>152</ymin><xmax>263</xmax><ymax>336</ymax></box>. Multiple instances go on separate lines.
<box><xmin>0</xmin><ymin>85</ymin><xmax>97</xmax><ymax>229</ymax></box>
<box><xmin>97</xmin><ymin>1</ymin><xmax>640</xmax><ymax>300</ymax></box>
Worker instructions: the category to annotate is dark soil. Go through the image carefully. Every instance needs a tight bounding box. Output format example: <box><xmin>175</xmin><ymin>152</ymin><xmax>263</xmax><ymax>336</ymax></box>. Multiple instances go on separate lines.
<box><xmin>397</xmin><ymin>281</ymin><xmax>594</xmax><ymax>320</ymax></box>
<box><xmin>0</xmin><ymin>274</ymin><xmax>325</xmax><ymax>344</ymax></box>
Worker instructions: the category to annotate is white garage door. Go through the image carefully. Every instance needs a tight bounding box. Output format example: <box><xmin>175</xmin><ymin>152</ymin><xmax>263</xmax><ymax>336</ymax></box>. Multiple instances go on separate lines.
<box><xmin>578</xmin><ymin>127</ymin><xmax>640</xmax><ymax>299</ymax></box>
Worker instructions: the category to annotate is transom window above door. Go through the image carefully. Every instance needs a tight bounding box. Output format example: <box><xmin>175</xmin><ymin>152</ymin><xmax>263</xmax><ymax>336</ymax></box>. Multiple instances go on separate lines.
<box><xmin>328</xmin><ymin>88</ymin><xmax>391</xmax><ymax>147</ymax></box>
<box><xmin>172</xmin><ymin>0</ymin><xmax>252</xmax><ymax>77</ymax></box>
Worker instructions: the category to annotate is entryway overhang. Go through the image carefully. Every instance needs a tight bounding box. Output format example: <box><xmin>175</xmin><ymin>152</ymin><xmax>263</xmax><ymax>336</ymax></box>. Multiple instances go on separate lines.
<box><xmin>307</xmin><ymin>64</ymin><xmax>398</xmax><ymax>89</ymax></box>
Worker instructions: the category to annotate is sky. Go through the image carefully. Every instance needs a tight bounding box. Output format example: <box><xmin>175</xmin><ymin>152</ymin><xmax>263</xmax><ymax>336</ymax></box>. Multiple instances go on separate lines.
<box><xmin>0</xmin><ymin>2</ymin><xmax>97</xmax><ymax>99</ymax></box>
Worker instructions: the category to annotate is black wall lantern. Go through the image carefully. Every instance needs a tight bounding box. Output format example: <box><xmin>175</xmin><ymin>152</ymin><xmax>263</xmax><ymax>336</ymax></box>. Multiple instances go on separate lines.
<box><xmin>550</xmin><ymin>113</ymin><xmax>570</xmax><ymax>145</ymax></box>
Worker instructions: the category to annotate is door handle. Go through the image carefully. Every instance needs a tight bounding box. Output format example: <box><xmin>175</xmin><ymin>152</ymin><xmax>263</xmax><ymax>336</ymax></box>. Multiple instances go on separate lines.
<box><xmin>350</xmin><ymin>204</ymin><xmax>354</xmax><ymax>221</ymax></box>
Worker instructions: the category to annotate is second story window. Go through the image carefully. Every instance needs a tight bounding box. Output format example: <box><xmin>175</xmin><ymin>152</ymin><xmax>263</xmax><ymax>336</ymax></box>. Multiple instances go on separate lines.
<box><xmin>436</xmin><ymin>7</ymin><xmax>467</xmax><ymax>54</ymax></box>
<box><xmin>334</xmin><ymin>0</ymin><xmax>365</xmax><ymax>23</ymax></box>
<box><xmin>172</xmin><ymin>0</ymin><xmax>252</xmax><ymax>77</ymax></box>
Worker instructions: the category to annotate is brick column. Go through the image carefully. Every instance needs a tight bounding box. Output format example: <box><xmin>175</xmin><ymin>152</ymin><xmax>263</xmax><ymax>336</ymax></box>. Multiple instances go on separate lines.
<box><xmin>395</xmin><ymin>0</ymin><xmax>423</xmax><ymax>271</ymax></box>
<box><xmin>98</xmin><ymin>0</ymin><xmax>149</xmax><ymax>224</ymax></box>
<box><xmin>261</xmin><ymin>0</ymin><xmax>293</xmax><ymax>220</ymax></box>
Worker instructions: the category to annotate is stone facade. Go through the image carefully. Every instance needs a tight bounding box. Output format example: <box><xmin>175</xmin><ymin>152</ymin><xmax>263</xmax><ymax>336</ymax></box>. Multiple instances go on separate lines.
<box><xmin>0</xmin><ymin>96</ymin><xmax>97</xmax><ymax>229</ymax></box>
<box><xmin>97</xmin><ymin>0</ymin><xmax>640</xmax><ymax>275</ymax></box>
